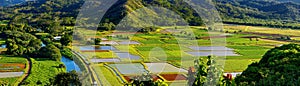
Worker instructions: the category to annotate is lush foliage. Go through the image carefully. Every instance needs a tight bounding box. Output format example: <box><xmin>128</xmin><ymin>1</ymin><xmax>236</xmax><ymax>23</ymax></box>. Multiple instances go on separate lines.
<box><xmin>4</xmin><ymin>31</ymin><xmax>41</xmax><ymax>56</ymax></box>
<box><xmin>22</xmin><ymin>58</ymin><xmax>65</xmax><ymax>85</ymax></box>
<box><xmin>39</xmin><ymin>44</ymin><xmax>62</xmax><ymax>61</ymax></box>
<box><xmin>94</xmin><ymin>38</ymin><xmax>101</xmax><ymax>45</ymax></box>
<box><xmin>61</xmin><ymin>47</ymin><xmax>73</xmax><ymax>60</ymax></box>
<box><xmin>60</xmin><ymin>34</ymin><xmax>73</xmax><ymax>46</ymax></box>
<box><xmin>188</xmin><ymin>56</ymin><xmax>224</xmax><ymax>86</ymax></box>
<box><xmin>215</xmin><ymin>0</ymin><xmax>300</xmax><ymax>29</ymax></box>
<box><xmin>126</xmin><ymin>74</ymin><xmax>168</xmax><ymax>86</ymax></box>
<box><xmin>235</xmin><ymin>44</ymin><xmax>300</xmax><ymax>85</ymax></box>
<box><xmin>51</xmin><ymin>70</ymin><xmax>81</xmax><ymax>86</ymax></box>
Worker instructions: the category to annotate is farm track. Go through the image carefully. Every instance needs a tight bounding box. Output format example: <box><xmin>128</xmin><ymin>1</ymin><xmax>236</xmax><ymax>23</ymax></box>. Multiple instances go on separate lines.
<box><xmin>17</xmin><ymin>57</ymin><xmax>32</xmax><ymax>86</ymax></box>
<box><xmin>72</xmin><ymin>51</ymin><xmax>102</xmax><ymax>86</ymax></box>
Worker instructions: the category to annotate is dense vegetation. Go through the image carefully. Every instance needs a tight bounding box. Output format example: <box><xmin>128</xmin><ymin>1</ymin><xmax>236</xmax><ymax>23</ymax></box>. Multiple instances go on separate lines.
<box><xmin>235</xmin><ymin>44</ymin><xmax>300</xmax><ymax>85</ymax></box>
<box><xmin>0</xmin><ymin>0</ymin><xmax>299</xmax><ymax>31</ymax></box>
<box><xmin>51</xmin><ymin>70</ymin><xmax>81</xmax><ymax>86</ymax></box>
<box><xmin>22</xmin><ymin>58</ymin><xmax>65</xmax><ymax>85</ymax></box>
<box><xmin>214</xmin><ymin>0</ymin><xmax>300</xmax><ymax>29</ymax></box>
<box><xmin>4</xmin><ymin>31</ymin><xmax>41</xmax><ymax>56</ymax></box>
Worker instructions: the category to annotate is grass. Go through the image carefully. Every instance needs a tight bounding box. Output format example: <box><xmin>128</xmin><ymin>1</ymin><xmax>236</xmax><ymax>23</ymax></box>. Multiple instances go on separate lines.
<box><xmin>224</xmin><ymin>59</ymin><xmax>260</xmax><ymax>72</ymax></box>
<box><xmin>93</xmin><ymin>64</ymin><xmax>123</xmax><ymax>86</ymax></box>
<box><xmin>0</xmin><ymin>77</ymin><xmax>19</xmax><ymax>85</ymax></box>
<box><xmin>23</xmin><ymin>58</ymin><xmax>65</xmax><ymax>85</ymax></box>
<box><xmin>224</xmin><ymin>25</ymin><xmax>300</xmax><ymax>36</ymax></box>
<box><xmin>227</xmin><ymin>45</ymin><xmax>270</xmax><ymax>59</ymax></box>
<box><xmin>0</xmin><ymin>56</ymin><xmax>27</xmax><ymax>85</ymax></box>
<box><xmin>0</xmin><ymin>55</ymin><xmax>27</xmax><ymax>64</ymax></box>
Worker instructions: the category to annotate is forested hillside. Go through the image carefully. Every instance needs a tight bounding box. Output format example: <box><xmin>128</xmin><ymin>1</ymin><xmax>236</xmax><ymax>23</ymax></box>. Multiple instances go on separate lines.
<box><xmin>214</xmin><ymin>0</ymin><xmax>300</xmax><ymax>28</ymax></box>
<box><xmin>0</xmin><ymin>0</ymin><xmax>299</xmax><ymax>31</ymax></box>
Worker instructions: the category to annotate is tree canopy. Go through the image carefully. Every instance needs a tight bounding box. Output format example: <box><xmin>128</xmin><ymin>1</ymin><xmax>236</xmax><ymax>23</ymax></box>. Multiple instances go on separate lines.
<box><xmin>39</xmin><ymin>44</ymin><xmax>62</xmax><ymax>61</ymax></box>
<box><xmin>4</xmin><ymin>31</ymin><xmax>42</xmax><ymax>56</ymax></box>
<box><xmin>235</xmin><ymin>44</ymin><xmax>300</xmax><ymax>85</ymax></box>
<box><xmin>51</xmin><ymin>70</ymin><xmax>81</xmax><ymax>86</ymax></box>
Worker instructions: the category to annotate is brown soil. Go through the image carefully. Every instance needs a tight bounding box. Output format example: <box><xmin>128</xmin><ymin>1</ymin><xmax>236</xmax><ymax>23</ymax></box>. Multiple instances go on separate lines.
<box><xmin>159</xmin><ymin>74</ymin><xmax>187</xmax><ymax>81</ymax></box>
<box><xmin>0</xmin><ymin>63</ymin><xmax>26</xmax><ymax>72</ymax></box>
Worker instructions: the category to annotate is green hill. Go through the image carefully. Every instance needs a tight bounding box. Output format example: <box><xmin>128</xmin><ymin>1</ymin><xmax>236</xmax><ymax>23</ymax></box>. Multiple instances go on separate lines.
<box><xmin>0</xmin><ymin>0</ymin><xmax>299</xmax><ymax>30</ymax></box>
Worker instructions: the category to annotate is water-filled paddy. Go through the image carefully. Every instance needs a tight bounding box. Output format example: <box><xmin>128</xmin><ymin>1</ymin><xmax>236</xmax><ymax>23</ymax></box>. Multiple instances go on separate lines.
<box><xmin>189</xmin><ymin>46</ymin><xmax>234</xmax><ymax>51</ymax></box>
<box><xmin>187</xmin><ymin>46</ymin><xmax>239</xmax><ymax>56</ymax></box>
<box><xmin>90</xmin><ymin>58</ymin><xmax>121</xmax><ymax>63</ymax></box>
<box><xmin>187</xmin><ymin>51</ymin><xmax>239</xmax><ymax>56</ymax></box>
<box><xmin>118</xmin><ymin>41</ymin><xmax>140</xmax><ymax>45</ymax></box>
<box><xmin>109</xmin><ymin>63</ymin><xmax>148</xmax><ymax>75</ymax></box>
<box><xmin>80</xmin><ymin>46</ymin><xmax>117</xmax><ymax>51</ymax></box>
<box><xmin>144</xmin><ymin>63</ymin><xmax>187</xmax><ymax>74</ymax></box>
<box><xmin>115</xmin><ymin>52</ymin><xmax>141</xmax><ymax>60</ymax></box>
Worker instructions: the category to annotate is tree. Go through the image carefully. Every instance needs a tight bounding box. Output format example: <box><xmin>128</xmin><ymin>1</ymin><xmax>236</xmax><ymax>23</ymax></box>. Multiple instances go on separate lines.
<box><xmin>5</xmin><ymin>31</ymin><xmax>41</xmax><ymax>56</ymax></box>
<box><xmin>235</xmin><ymin>44</ymin><xmax>300</xmax><ymax>85</ymax></box>
<box><xmin>52</xmin><ymin>70</ymin><xmax>81</xmax><ymax>86</ymax></box>
<box><xmin>126</xmin><ymin>74</ymin><xmax>168</xmax><ymax>86</ymax></box>
<box><xmin>60</xmin><ymin>35</ymin><xmax>72</xmax><ymax>46</ymax></box>
<box><xmin>61</xmin><ymin>47</ymin><xmax>73</xmax><ymax>60</ymax></box>
<box><xmin>188</xmin><ymin>56</ymin><xmax>223</xmax><ymax>86</ymax></box>
<box><xmin>39</xmin><ymin>44</ymin><xmax>62</xmax><ymax>61</ymax></box>
<box><xmin>94</xmin><ymin>38</ymin><xmax>101</xmax><ymax>45</ymax></box>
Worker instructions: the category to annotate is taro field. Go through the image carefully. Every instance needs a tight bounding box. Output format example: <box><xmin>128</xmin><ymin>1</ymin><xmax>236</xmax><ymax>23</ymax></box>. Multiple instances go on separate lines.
<box><xmin>73</xmin><ymin>26</ymin><xmax>291</xmax><ymax>85</ymax></box>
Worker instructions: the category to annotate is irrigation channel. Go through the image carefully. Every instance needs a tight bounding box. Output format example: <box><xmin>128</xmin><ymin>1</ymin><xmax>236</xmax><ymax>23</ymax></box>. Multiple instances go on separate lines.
<box><xmin>72</xmin><ymin>50</ymin><xmax>102</xmax><ymax>86</ymax></box>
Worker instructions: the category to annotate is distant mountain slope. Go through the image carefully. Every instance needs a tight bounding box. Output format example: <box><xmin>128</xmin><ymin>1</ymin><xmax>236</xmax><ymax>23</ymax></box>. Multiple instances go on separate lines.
<box><xmin>275</xmin><ymin>0</ymin><xmax>300</xmax><ymax>3</ymax></box>
<box><xmin>215</xmin><ymin>0</ymin><xmax>300</xmax><ymax>21</ymax></box>
<box><xmin>0</xmin><ymin>0</ymin><xmax>31</xmax><ymax>6</ymax></box>
<box><xmin>101</xmin><ymin>0</ymin><xmax>203</xmax><ymax>27</ymax></box>
<box><xmin>0</xmin><ymin>0</ymin><xmax>299</xmax><ymax>29</ymax></box>
<box><xmin>214</xmin><ymin>0</ymin><xmax>300</xmax><ymax>28</ymax></box>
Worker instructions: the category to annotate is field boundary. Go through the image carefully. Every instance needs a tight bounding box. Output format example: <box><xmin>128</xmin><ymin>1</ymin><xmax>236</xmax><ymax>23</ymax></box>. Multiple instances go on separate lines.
<box><xmin>104</xmin><ymin>65</ymin><xmax>127</xmax><ymax>83</ymax></box>
<box><xmin>16</xmin><ymin>57</ymin><xmax>31</xmax><ymax>86</ymax></box>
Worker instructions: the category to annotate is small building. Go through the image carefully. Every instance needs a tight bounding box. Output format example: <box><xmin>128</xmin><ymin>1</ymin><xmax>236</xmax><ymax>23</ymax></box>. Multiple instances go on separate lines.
<box><xmin>54</xmin><ymin>36</ymin><xmax>62</xmax><ymax>41</ymax></box>
<box><xmin>188</xmin><ymin>67</ymin><xmax>196</xmax><ymax>74</ymax></box>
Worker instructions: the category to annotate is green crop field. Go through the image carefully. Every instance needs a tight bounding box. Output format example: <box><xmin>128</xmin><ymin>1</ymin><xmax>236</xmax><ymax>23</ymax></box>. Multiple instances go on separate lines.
<box><xmin>93</xmin><ymin>65</ymin><xmax>123</xmax><ymax>86</ymax></box>
<box><xmin>0</xmin><ymin>56</ymin><xmax>27</xmax><ymax>85</ymax></box>
<box><xmin>23</xmin><ymin>58</ymin><xmax>65</xmax><ymax>85</ymax></box>
<box><xmin>0</xmin><ymin>56</ymin><xmax>27</xmax><ymax>63</ymax></box>
<box><xmin>0</xmin><ymin>77</ymin><xmax>19</xmax><ymax>86</ymax></box>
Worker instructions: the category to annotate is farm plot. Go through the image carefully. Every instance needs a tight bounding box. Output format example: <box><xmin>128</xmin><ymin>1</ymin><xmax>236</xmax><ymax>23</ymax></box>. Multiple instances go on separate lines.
<box><xmin>118</xmin><ymin>41</ymin><xmax>140</xmax><ymax>45</ymax></box>
<box><xmin>82</xmin><ymin>51</ymin><xmax>118</xmax><ymax>59</ymax></box>
<box><xmin>100</xmin><ymin>41</ymin><xmax>119</xmax><ymax>45</ymax></box>
<box><xmin>0</xmin><ymin>56</ymin><xmax>27</xmax><ymax>63</ymax></box>
<box><xmin>90</xmin><ymin>58</ymin><xmax>121</xmax><ymax>63</ymax></box>
<box><xmin>0</xmin><ymin>72</ymin><xmax>23</xmax><ymax>78</ymax></box>
<box><xmin>115</xmin><ymin>52</ymin><xmax>141</xmax><ymax>60</ymax></box>
<box><xmin>93</xmin><ymin>65</ymin><xmax>123</xmax><ymax>86</ymax></box>
<box><xmin>186</xmin><ymin>46</ymin><xmax>239</xmax><ymax>56</ymax></box>
<box><xmin>24</xmin><ymin>58</ymin><xmax>65</xmax><ymax>85</ymax></box>
<box><xmin>108</xmin><ymin>63</ymin><xmax>148</xmax><ymax>75</ymax></box>
<box><xmin>123</xmin><ymin>75</ymin><xmax>162</xmax><ymax>82</ymax></box>
<box><xmin>0</xmin><ymin>77</ymin><xmax>19</xmax><ymax>86</ymax></box>
<box><xmin>0</xmin><ymin>63</ymin><xmax>25</xmax><ymax>72</ymax></box>
<box><xmin>0</xmin><ymin>56</ymin><xmax>27</xmax><ymax>85</ymax></box>
<box><xmin>189</xmin><ymin>46</ymin><xmax>234</xmax><ymax>51</ymax></box>
<box><xmin>187</xmin><ymin>51</ymin><xmax>239</xmax><ymax>56</ymax></box>
<box><xmin>159</xmin><ymin>74</ymin><xmax>187</xmax><ymax>81</ymax></box>
<box><xmin>80</xmin><ymin>46</ymin><xmax>117</xmax><ymax>52</ymax></box>
<box><xmin>144</xmin><ymin>63</ymin><xmax>187</xmax><ymax>74</ymax></box>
